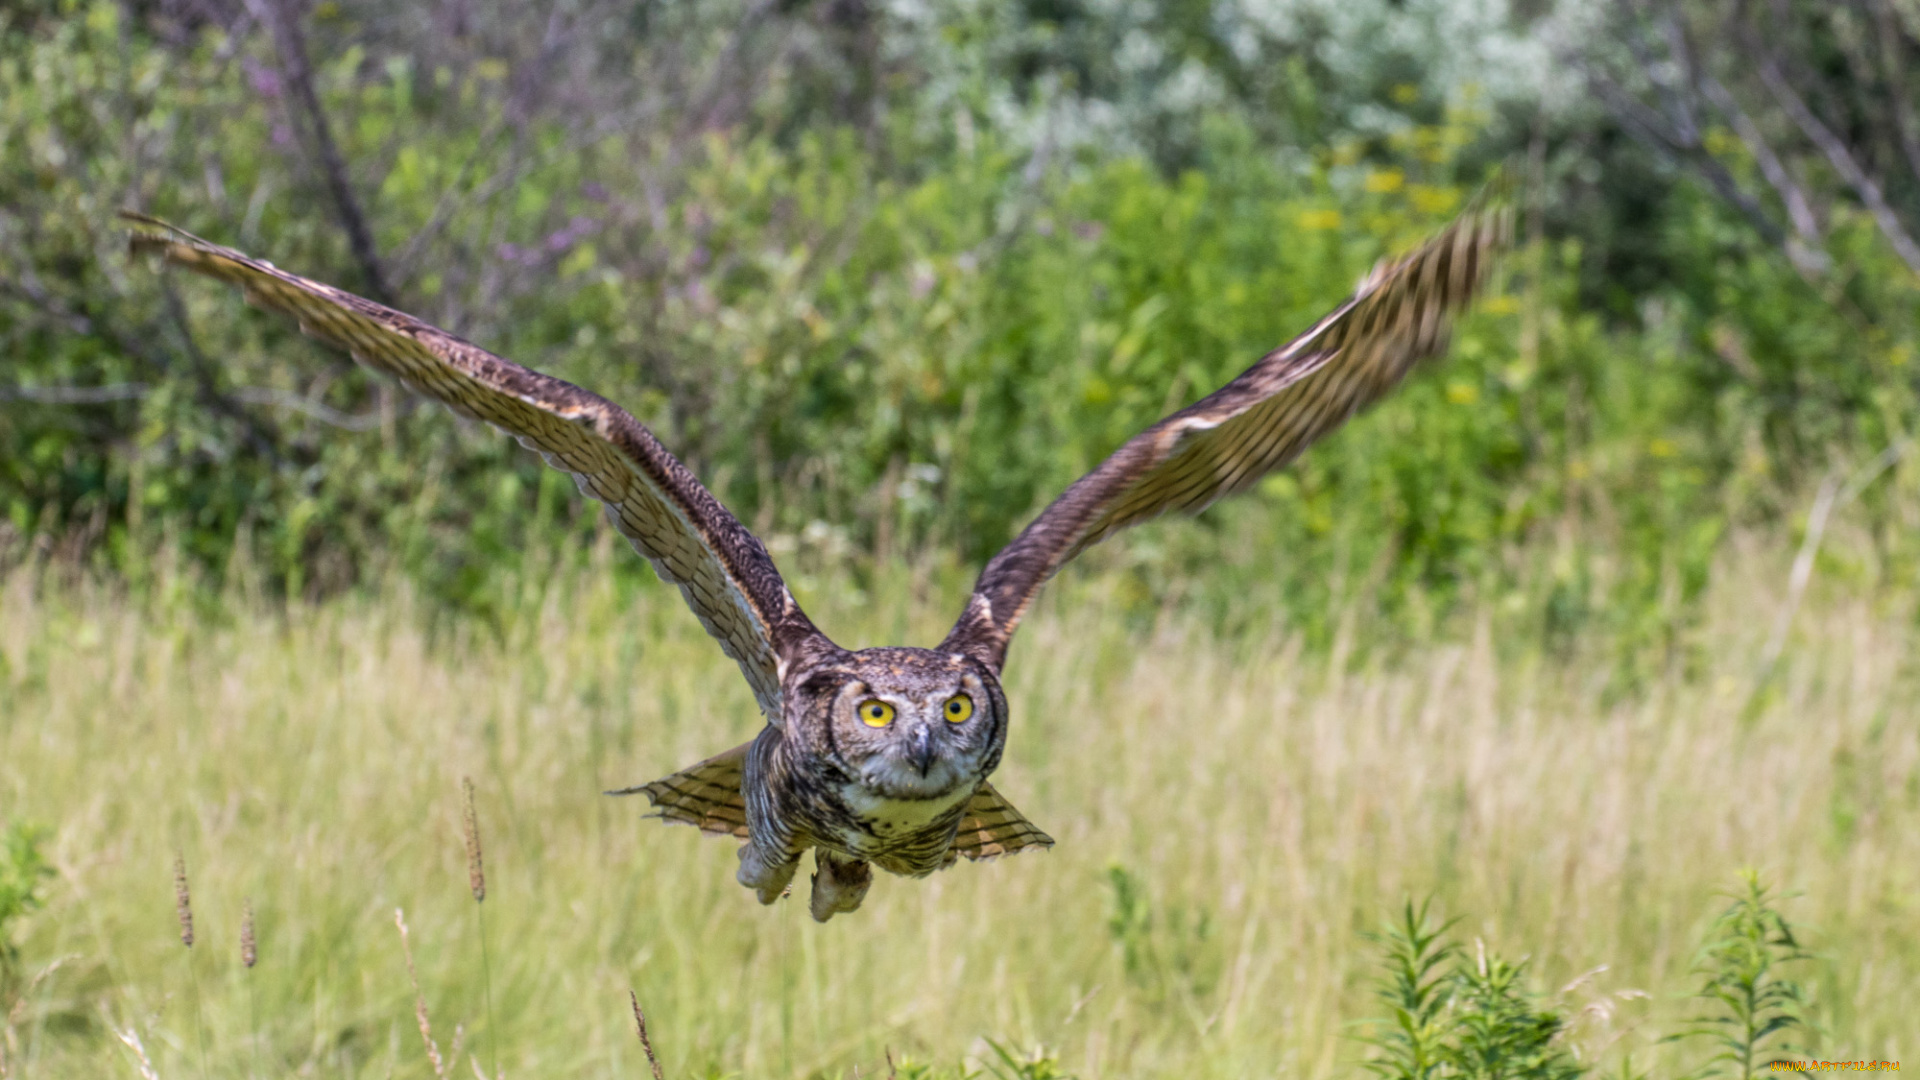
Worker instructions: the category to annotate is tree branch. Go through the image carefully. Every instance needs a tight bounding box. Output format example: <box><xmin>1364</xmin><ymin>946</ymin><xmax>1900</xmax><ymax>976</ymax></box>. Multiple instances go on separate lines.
<box><xmin>1696</xmin><ymin>73</ymin><xmax>1827</xmax><ymax>272</ymax></box>
<box><xmin>2</xmin><ymin>382</ymin><xmax>379</xmax><ymax>429</ymax></box>
<box><xmin>1588</xmin><ymin>72</ymin><xmax>1788</xmax><ymax>247</ymax></box>
<box><xmin>250</xmin><ymin>0</ymin><xmax>394</xmax><ymax>305</ymax></box>
<box><xmin>161</xmin><ymin>282</ymin><xmax>282</xmax><ymax>460</ymax></box>
<box><xmin>1870</xmin><ymin>0</ymin><xmax>1920</xmax><ymax>188</ymax></box>
<box><xmin>1751</xmin><ymin>33</ymin><xmax>1920</xmax><ymax>275</ymax></box>
<box><xmin>0</xmin><ymin>383</ymin><xmax>148</xmax><ymax>404</ymax></box>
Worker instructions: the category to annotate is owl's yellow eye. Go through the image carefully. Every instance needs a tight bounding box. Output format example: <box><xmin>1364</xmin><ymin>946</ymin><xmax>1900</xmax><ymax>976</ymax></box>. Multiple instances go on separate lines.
<box><xmin>858</xmin><ymin>699</ymin><xmax>896</xmax><ymax>727</ymax></box>
<box><xmin>944</xmin><ymin>694</ymin><xmax>974</xmax><ymax>723</ymax></box>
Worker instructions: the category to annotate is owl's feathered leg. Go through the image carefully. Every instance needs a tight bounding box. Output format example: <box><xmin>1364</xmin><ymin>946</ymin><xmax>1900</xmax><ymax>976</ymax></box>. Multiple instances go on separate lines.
<box><xmin>736</xmin><ymin>726</ymin><xmax>805</xmax><ymax>904</ymax></box>
<box><xmin>808</xmin><ymin>850</ymin><xmax>872</xmax><ymax>922</ymax></box>
<box><xmin>737</xmin><ymin>841</ymin><xmax>800</xmax><ymax>905</ymax></box>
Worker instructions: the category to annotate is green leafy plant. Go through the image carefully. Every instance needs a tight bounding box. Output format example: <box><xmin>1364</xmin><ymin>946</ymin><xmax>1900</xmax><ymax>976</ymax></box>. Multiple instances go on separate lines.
<box><xmin>982</xmin><ymin>1040</ymin><xmax>1075</xmax><ymax>1080</ymax></box>
<box><xmin>1449</xmin><ymin>946</ymin><xmax>1587</xmax><ymax>1080</ymax></box>
<box><xmin>1359</xmin><ymin>899</ymin><xmax>1585</xmax><ymax>1080</ymax></box>
<box><xmin>1361</xmin><ymin>899</ymin><xmax>1460</xmax><ymax>1080</ymax></box>
<box><xmin>1664</xmin><ymin>872</ymin><xmax>1816</xmax><ymax>1080</ymax></box>
<box><xmin>9</xmin><ymin>0</ymin><xmax>1919</xmax><ymax>672</ymax></box>
<box><xmin>0</xmin><ymin>819</ymin><xmax>52</xmax><ymax>984</ymax></box>
<box><xmin>1102</xmin><ymin>863</ymin><xmax>1218</xmax><ymax>999</ymax></box>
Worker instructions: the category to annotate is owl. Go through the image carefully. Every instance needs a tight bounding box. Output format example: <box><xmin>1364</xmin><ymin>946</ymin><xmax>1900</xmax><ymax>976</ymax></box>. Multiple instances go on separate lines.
<box><xmin>125</xmin><ymin>195</ymin><xmax>1508</xmax><ymax>921</ymax></box>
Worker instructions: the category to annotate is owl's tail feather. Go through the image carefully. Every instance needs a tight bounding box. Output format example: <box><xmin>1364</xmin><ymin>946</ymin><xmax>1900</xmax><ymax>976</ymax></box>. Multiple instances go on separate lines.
<box><xmin>608</xmin><ymin>742</ymin><xmax>752</xmax><ymax>839</ymax></box>
<box><xmin>949</xmin><ymin>782</ymin><xmax>1054</xmax><ymax>863</ymax></box>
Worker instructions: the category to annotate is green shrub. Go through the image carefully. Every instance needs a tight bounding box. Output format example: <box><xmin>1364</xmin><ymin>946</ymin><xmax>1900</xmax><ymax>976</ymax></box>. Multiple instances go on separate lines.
<box><xmin>1664</xmin><ymin>873</ymin><xmax>1816</xmax><ymax>1080</ymax></box>
<box><xmin>3</xmin><ymin>4</ymin><xmax>1917</xmax><ymax>660</ymax></box>
<box><xmin>0</xmin><ymin>819</ymin><xmax>52</xmax><ymax>983</ymax></box>
<box><xmin>1359</xmin><ymin>899</ymin><xmax>1585</xmax><ymax>1080</ymax></box>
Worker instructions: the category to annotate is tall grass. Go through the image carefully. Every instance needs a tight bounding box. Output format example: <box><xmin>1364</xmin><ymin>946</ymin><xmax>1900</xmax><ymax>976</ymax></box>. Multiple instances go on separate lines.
<box><xmin>0</xmin><ymin>526</ymin><xmax>1914</xmax><ymax>1078</ymax></box>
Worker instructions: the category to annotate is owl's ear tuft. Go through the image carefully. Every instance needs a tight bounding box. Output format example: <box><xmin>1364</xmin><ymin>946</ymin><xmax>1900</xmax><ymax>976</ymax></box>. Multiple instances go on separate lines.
<box><xmin>795</xmin><ymin>668</ymin><xmax>849</xmax><ymax>701</ymax></box>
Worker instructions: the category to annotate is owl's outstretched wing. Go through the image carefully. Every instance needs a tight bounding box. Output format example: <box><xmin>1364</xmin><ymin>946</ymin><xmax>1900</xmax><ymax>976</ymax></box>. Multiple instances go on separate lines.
<box><xmin>124</xmin><ymin>213</ymin><xmax>825</xmax><ymax>718</ymax></box>
<box><xmin>943</xmin><ymin>198</ymin><xmax>1512</xmax><ymax>670</ymax></box>
<box><xmin>947</xmin><ymin>782</ymin><xmax>1053</xmax><ymax>863</ymax></box>
<box><xmin>618</xmin><ymin>748</ymin><xmax>1056</xmax><ymax>863</ymax></box>
<box><xmin>614</xmin><ymin>742</ymin><xmax>753</xmax><ymax>838</ymax></box>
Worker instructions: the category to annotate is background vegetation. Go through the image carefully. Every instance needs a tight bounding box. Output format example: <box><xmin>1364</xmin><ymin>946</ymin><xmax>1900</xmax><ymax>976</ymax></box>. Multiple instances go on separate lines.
<box><xmin>1</xmin><ymin>544</ymin><xmax>1913</xmax><ymax>1077</ymax></box>
<box><xmin>2</xmin><ymin>0</ymin><xmax>1917</xmax><ymax>1075</ymax></box>
<box><xmin>7</xmin><ymin>0</ymin><xmax>1917</xmax><ymax>646</ymax></box>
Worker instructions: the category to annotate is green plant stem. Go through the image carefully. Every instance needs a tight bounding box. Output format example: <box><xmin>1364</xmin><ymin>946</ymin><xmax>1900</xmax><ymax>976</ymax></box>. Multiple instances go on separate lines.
<box><xmin>478</xmin><ymin>899</ymin><xmax>498</xmax><ymax>1080</ymax></box>
<box><xmin>185</xmin><ymin>947</ymin><xmax>211</xmax><ymax>1080</ymax></box>
<box><xmin>246</xmin><ymin>972</ymin><xmax>260</xmax><ymax>1080</ymax></box>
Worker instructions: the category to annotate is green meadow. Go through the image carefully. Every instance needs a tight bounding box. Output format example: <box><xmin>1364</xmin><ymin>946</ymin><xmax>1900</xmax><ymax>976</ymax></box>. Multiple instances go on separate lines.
<box><xmin>2</xmin><ymin>526</ymin><xmax>1913</xmax><ymax>1077</ymax></box>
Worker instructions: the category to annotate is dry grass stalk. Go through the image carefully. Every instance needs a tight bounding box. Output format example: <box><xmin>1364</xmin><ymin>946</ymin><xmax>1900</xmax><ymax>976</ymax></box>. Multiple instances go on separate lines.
<box><xmin>4</xmin><ymin>956</ymin><xmax>70</xmax><ymax>1035</ymax></box>
<box><xmin>110</xmin><ymin>1024</ymin><xmax>162</xmax><ymax>1080</ymax></box>
<box><xmin>170</xmin><ymin>854</ymin><xmax>210</xmax><ymax>1077</ymax></box>
<box><xmin>628</xmin><ymin>991</ymin><xmax>664</xmax><ymax>1080</ymax></box>
<box><xmin>240</xmin><ymin>900</ymin><xmax>261</xmax><ymax>1080</ymax></box>
<box><xmin>395</xmin><ymin>908</ymin><xmax>449</xmax><ymax>1080</ymax></box>
<box><xmin>1</xmin><ymin>957</ymin><xmax>72</xmax><ymax>1079</ymax></box>
<box><xmin>171</xmin><ymin>855</ymin><xmax>193</xmax><ymax>948</ymax></box>
<box><xmin>463</xmin><ymin>777</ymin><xmax>499</xmax><ymax>1080</ymax></box>
<box><xmin>462</xmin><ymin>777</ymin><xmax>485</xmax><ymax>903</ymax></box>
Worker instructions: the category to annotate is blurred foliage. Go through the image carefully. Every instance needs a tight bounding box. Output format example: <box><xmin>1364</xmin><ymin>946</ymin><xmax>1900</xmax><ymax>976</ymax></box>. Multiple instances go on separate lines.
<box><xmin>1358</xmin><ymin>881</ymin><xmax>1826</xmax><ymax>1080</ymax></box>
<box><xmin>0</xmin><ymin>819</ymin><xmax>52</xmax><ymax>985</ymax></box>
<box><xmin>1104</xmin><ymin>863</ymin><xmax>1219</xmax><ymax>1001</ymax></box>
<box><xmin>1663</xmin><ymin>873</ymin><xmax>1816</xmax><ymax>1080</ymax></box>
<box><xmin>2</xmin><ymin>0</ymin><xmax>1917</xmax><ymax>660</ymax></box>
<box><xmin>1359</xmin><ymin>898</ymin><xmax>1588</xmax><ymax>1080</ymax></box>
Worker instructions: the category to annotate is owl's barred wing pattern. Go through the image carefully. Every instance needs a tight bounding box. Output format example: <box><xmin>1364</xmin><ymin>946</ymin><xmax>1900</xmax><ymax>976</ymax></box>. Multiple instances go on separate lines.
<box><xmin>123</xmin><ymin>213</ymin><xmax>823</xmax><ymax>717</ymax></box>
<box><xmin>948</xmin><ymin>782</ymin><xmax>1053</xmax><ymax>863</ymax></box>
<box><xmin>944</xmin><ymin>200</ymin><xmax>1512</xmax><ymax>669</ymax></box>
<box><xmin>622</xmin><ymin>752</ymin><xmax>1053</xmax><ymax>860</ymax></box>
<box><xmin>613</xmin><ymin>742</ymin><xmax>753</xmax><ymax>838</ymax></box>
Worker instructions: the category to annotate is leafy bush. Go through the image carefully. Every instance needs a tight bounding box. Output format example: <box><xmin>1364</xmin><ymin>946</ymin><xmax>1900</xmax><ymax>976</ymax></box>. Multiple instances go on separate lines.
<box><xmin>3</xmin><ymin>2</ymin><xmax>1917</xmax><ymax>660</ymax></box>
<box><xmin>1359</xmin><ymin>877</ymin><xmax>1827</xmax><ymax>1080</ymax></box>
<box><xmin>1359</xmin><ymin>899</ymin><xmax>1586</xmax><ymax>1080</ymax></box>
<box><xmin>1664</xmin><ymin>873</ymin><xmax>1816</xmax><ymax>1080</ymax></box>
<box><xmin>0</xmin><ymin>819</ymin><xmax>52</xmax><ymax>983</ymax></box>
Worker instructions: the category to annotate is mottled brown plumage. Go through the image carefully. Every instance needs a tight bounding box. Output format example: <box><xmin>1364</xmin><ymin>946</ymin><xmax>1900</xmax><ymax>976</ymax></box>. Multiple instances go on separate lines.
<box><xmin>123</xmin><ymin>193</ymin><xmax>1508</xmax><ymax>920</ymax></box>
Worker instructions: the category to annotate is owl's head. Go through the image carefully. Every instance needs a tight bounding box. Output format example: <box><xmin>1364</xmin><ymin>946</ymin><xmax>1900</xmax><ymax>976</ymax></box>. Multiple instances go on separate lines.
<box><xmin>786</xmin><ymin>647</ymin><xmax>1008</xmax><ymax>801</ymax></box>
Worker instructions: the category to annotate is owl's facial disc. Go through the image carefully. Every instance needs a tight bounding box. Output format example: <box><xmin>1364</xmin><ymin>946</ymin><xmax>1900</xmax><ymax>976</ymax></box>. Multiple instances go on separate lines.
<box><xmin>819</xmin><ymin>650</ymin><xmax>1004</xmax><ymax>802</ymax></box>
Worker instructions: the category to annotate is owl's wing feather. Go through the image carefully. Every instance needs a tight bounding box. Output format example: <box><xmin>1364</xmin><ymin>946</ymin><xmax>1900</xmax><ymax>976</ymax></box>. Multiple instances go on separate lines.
<box><xmin>124</xmin><ymin>213</ymin><xmax>823</xmax><ymax>717</ymax></box>
<box><xmin>611</xmin><ymin>742</ymin><xmax>753</xmax><ymax>838</ymax></box>
<box><xmin>947</xmin><ymin>782</ymin><xmax>1053</xmax><ymax>863</ymax></box>
<box><xmin>943</xmin><ymin>199</ymin><xmax>1511</xmax><ymax>669</ymax></box>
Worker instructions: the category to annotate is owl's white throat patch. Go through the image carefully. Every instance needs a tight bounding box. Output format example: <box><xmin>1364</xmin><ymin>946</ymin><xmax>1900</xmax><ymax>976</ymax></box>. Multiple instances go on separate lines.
<box><xmin>839</xmin><ymin>779</ymin><xmax>972</xmax><ymax>841</ymax></box>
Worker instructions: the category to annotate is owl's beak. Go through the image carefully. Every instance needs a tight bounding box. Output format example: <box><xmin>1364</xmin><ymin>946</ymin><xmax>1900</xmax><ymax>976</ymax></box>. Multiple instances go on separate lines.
<box><xmin>907</xmin><ymin>724</ymin><xmax>935</xmax><ymax>775</ymax></box>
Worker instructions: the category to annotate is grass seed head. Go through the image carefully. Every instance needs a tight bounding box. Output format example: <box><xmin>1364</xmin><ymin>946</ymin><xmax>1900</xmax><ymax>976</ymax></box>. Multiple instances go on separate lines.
<box><xmin>172</xmin><ymin>853</ymin><xmax>193</xmax><ymax>948</ymax></box>
<box><xmin>462</xmin><ymin>776</ymin><xmax>485</xmax><ymax>903</ymax></box>
<box><xmin>629</xmin><ymin>990</ymin><xmax>664</xmax><ymax>1080</ymax></box>
<box><xmin>240</xmin><ymin>900</ymin><xmax>257</xmax><ymax>968</ymax></box>
<box><xmin>396</xmin><ymin>908</ymin><xmax>448</xmax><ymax>1079</ymax></box>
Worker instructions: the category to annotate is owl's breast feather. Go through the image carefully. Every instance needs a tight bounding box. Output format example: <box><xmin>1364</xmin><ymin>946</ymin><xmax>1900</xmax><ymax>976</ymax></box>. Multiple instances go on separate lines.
<box><xmin>840</xmin><ymin>781</ymin><xmax>971</xmax><ymax>835</ymax></box>
<box><xmin>829</xmin><ymin>780</ymin><xmax>975</xmax><ymax>868</ymax></box>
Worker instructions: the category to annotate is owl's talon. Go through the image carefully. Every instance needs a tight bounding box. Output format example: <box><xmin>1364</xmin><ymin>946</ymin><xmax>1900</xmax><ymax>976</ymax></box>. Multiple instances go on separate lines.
<box><xmin>808</xmin><ymin>851</ymin><xmax>872</xmax><ymax>922</ymax></box>
<box><xmin>737</xmin><ymin>843</ymin><xmax>799</xmax><ymax>905</ymax></box>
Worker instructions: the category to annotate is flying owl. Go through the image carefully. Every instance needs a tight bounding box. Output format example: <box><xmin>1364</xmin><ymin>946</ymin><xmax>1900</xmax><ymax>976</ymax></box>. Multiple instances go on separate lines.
<box><xmin>125</xmin><ymin>195</ymin><xmax>1508</xmax><ymax>921</ymax></box>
